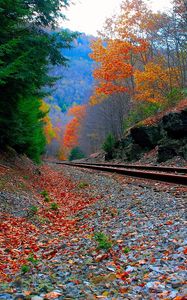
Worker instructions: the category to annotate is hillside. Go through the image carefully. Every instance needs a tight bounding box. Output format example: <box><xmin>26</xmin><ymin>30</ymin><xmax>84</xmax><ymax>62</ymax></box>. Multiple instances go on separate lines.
<box><xmin>102</xmin><ymin>100</ymin><xmax>187</xmax><ymax>164</ymax></box>
<box><xmin>49</xmin><ymin>33</ymin><xmax>95</xmax><ymax>112</ymax></box>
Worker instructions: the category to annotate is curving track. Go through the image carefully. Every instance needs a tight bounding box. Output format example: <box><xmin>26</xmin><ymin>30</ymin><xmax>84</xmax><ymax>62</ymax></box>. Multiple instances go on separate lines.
<box><xmin>51</xmin><ymin>161</ymin><xmax>187</xmax><ymax>186</ymax></box>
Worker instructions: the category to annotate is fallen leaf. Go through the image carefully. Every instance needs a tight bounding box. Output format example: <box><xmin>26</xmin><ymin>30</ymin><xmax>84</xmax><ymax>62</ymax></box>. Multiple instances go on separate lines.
<box><xmin>45</xmin><ymin>292</ymin><xmax>62</xmax><ymax>299</ymax></box>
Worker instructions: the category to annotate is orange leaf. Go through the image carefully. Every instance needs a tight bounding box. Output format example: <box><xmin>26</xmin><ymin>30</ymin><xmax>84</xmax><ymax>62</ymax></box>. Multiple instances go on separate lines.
<box><xmin>45</xmin><ymin>292</ymin><xmax>62</xmax><ymax>299</ymax></box>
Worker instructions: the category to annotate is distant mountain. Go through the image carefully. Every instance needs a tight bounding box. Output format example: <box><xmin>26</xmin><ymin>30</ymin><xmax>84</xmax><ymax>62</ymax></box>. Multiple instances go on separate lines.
<box><xmin>49</xmin><ymin>33</ymin><xmax>95</xmax><ymax>112</ymax></box>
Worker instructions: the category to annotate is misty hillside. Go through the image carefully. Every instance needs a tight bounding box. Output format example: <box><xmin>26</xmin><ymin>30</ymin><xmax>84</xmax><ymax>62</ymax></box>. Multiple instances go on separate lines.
<box><xmin>50</xmin><ymin>33</ymin><xmax>95</xmax><ymax>112</ymax></box>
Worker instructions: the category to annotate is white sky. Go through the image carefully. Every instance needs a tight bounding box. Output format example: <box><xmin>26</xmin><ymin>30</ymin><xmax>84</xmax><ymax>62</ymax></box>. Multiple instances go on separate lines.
<box><xmin>63</xmin><ymin>0</ymin><xmax>172</xmax><ymax>36</ymax></box>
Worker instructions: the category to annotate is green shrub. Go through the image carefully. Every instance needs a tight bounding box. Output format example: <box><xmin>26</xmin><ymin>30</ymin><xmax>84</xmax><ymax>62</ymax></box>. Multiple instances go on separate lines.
<box><xmin>124</xmin><ymin>101</ymin><xmax>162</xmax><ymax>132</ymax></box>
<box><xmin>29</xmin><ymin>205</ymin><xmax>38</xmax><ymax>214</ymax></box>
<box><xmin>102</xmin><ymin>133</ymin><xmax>116</xmax><ymax>154</ymax></box>
<box><xmin>165</xmin><ymin>88</ymin><xmax>184</xmax><ymax>108</ymax></box>
<box><xmin>50</xmin><ymin>202</ymin><xmax>59</xmax><ymax>210</ymax></box>
<box><xmin>124</xmin><ymin>247</ymin><xmax>131</xmax><ymax>253</ymax></box>
<box><xmin>41</xmin><ymin>190</ymin><xmax>50</xmax><ymax>202</ymax></box>
<box><xmin>21</xmin><ymin>265</ymin><xmax>30</xmax><ymax>274</ymax></box>
<box><xmin>68</xmin><ymin>147</ymin><xmax>85</xmax><ymax>161</ymax></box>
<box><xmin>94</xmin><ymin>232</ymin><xmax>112</xmax><ymax>250</ymax></box>
<box><xmin>44</xmin><ymin>195</ymin><xmax>50</xmax><ymax>202</ymax></box>
<box><xmin>78</xmin><ymin>182</ymin><xmax>89</xmax><ymax>189</ymax></box>
<box><xmin>40</xmin><ymin>190</ymin><xmax>49</xmax><ymax>197</ymax></box>
<box><xmin>27</xmin><ymin>254</ymin><xmax>39</xmax><ymax>265</ymax></box>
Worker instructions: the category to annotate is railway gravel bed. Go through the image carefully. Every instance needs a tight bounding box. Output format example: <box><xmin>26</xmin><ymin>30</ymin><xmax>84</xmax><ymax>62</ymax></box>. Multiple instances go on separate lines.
<box><xmin>1</xmin><ymin>164</ymin><xmax>187</xmax><ymax>300</ymax></box>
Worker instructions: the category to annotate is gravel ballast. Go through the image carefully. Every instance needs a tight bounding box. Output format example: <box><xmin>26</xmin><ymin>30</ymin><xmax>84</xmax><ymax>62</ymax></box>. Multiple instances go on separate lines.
<box><xmin>1</xmin><ymin>164</ymin><xmax>187</xmax><ymax>300</ymax></box>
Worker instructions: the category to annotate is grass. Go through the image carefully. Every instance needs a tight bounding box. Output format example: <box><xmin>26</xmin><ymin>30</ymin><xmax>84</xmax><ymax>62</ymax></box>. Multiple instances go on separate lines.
<box><xmin>29</xmin><ymin>205</ymin><xmax>38</xmax><ymax>214</ymax></box>
<box><xmin>40</xmin><ymin>190</ymin><xmax>49</xmax><ymax>197</ymax></box>
<box><xmin>44</xmin><ymin>195</ymin><xmax>50</xmax><ymax>202</ymax></box>
<box><xmin>21</xmin><ymin>265</ymin><xmax>30</xmax><ymax>274</ymax></box>
<box><xmin>35</xmin><ymin>215</ymin><xmax>50</xmax><ymax>224</ymax></box>
<box><xmin>41</xmin><ymin>190</ymin><xmax>51</xmax><ymax>202</ymax></box>
<box><xmin>50</xmin><ymin>202</ymin><xmax>59</xmax><ymax>210</ymax></box>
<box><xmin>94</xmin><ymin>232</ymin><xmax>112</xmax><ymax>250</ymax></box>
<box><xmin>124</xmin><ymin>247</ymin><xmax>131</xmax><ymax>253</ymax></box>
<box><xmin>18</xmin><ymin>182</ymin><xmax>26</xmax><ymax>188</ymax></box>
<box><xmin>27</xmin><ymin>254</ymin><xmax>39</xmax><ymax>265</ymax></box>
<box><xmin>78</xmin><ymin>182</ymin><xmax>89</xmax><ymax>189</ymax></box>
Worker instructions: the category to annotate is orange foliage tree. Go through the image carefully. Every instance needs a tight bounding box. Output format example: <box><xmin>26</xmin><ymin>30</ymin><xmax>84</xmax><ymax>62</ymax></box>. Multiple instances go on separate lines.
<box><xmin>40</xmin><ymin>101</ymin><xmax>56</xmax><ymax>144</ymax></box>
<box><xmin>63</xmin><ymin>118</ymin><xmax>80</xmax><ymax>149</ymax></box>
<box><xmin>90</xmin><ymin>0</ymin><xmax>183</xmax><ymax>106</ymax></box>
<box><xmin>59</xmin><ymin>105</ymin><xmax>86</xmax><ymax>159</ymax></box>
<box><xmin>134</xmin><ymin>61</ymin><xmax>180</xmax><ymax>103</ymax></box>
<box><xmin>89</xmin><ymin>38</ymin><xmax>149</xmax><ymax>105</ymax></box>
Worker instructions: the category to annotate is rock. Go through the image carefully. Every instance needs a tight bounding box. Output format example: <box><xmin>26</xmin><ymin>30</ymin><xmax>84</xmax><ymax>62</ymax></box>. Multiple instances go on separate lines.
<box><xmin>14</xmin><ymin>296</ymin><xmax>25</xmax><ymax>300</ymax></box>
<box><xmin>107</xmin><ymin>266</ymin><xmax>116</xmax><ymax>272</ymax></box>
<box><xmin>0</xmin><ymin>294</ymin><xmax>14</xmax><ymax>300</ymax></box>
<box><xmin>124</xmin><ymin>143</ymin><xmax>143</xmax><ymax>161</ymax></box>
<box><xmin>130</xmin><ymin>125</ymin><xmax>161</xmax><ymax>149</ymax></box>
<box><xmin>38</xmin><ymin>286</ymin><xmax>49</xmax><ymax>294</ymax></box>
<box><xmin>146</xmin><ymin>282</ymin><xmax>165</xmax><ymax>292</ymax></box>
<box><xmin>31</xmin><ymin>297</ymin><xmax>44</xmax><ymax>300</ymax></box>
<box><xmin>157</xmin><ymin>138</ymin><xmax>187</xmax><ymax>162</ymax></box>
<box><xmin>105</xmin><ymin>106</ymin><xmax>187</xmax><ymax>163</ymax></box>
<box><xmin>149</xmin><ymin>266</ymin><xmax>163</xmax><ymax>273</ymax></box>
<box><xmin>162</xmin><ymin>110</ymin><xmax>187</xmax><ymax>139</ymax></box>
<box><xmin>171</xmin><ymin>281</ymin><xmax>183</xmax><ymax>289</ymax></box>
<box><xmin>126</xmin><ymin>266</ymin><xmax>135</xmax><ymax>272</ymax></box>
<box><xmin>169</xmin><ymin>291</ymin><xmax>178</xmax><ymax>298</ymax></box>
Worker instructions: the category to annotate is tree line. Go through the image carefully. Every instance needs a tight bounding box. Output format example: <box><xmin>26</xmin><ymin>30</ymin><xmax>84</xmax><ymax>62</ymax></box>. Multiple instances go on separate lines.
<box><xmin>0</xmin><ymin>0</ymin><xmax>77</xmax><ymax>162</ymax></box>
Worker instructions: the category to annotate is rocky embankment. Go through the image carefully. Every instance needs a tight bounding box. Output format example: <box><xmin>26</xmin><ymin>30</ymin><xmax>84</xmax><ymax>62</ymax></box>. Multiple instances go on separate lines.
<box><xmin>107</xmin><ymin>103</ymin><xmax>187</xmax><ymax>163</ymax></box>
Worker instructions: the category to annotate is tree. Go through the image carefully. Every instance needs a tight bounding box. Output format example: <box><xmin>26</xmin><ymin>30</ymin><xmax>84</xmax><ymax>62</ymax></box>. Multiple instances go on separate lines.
<box><xmin>60</xmin><ymin>105</ymin><xmax>86</xmax><ymax>159</ymax></box>
<box><xmin>89</xmin><ymin>38</ymin><xmax>148</xmax><ymax>103</ymax></box>
<box><xmin>9</xmin><ymin>96</ymin><xmax>47</xmax><ymax>163</ymax></box>
<box><xmin>134</xmin><ymin>61</ymin><xmax>180</xmax><ymax>104</ymax></box>
<box><xmin>90</xmin><ymin>0</ymin><xmax>186</xmax><ymax>108</ymax></box>
<box><xmin>40</xmin><ymin>101</ymin><xmax>56</xmax><ymax>145</ymax></box>
<box><xmin>68</xmin><ymin>147</ymin><xmax>85</xmax><ymax>161</ymax></box>
<box><xmin>102</xmin><ymin>133</ymin><xmax>116</xmax><ymax>160</ymax></box>
<box><xmin>79</xmin><ymin>93</ymin><xmax>130</xmax><ymax>155</ymax></box>
<box><xmin>0</xmin><ymin>0</ymin><xmax>77</xmax><ymax>161</ymax></box>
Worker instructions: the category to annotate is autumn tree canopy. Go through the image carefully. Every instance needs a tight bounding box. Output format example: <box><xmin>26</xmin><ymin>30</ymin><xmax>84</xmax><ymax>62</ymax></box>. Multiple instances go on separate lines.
<box><xmin>90</xmin><ymin>0</ymin><xmax>186</xmax><ymax>106</ymax></box>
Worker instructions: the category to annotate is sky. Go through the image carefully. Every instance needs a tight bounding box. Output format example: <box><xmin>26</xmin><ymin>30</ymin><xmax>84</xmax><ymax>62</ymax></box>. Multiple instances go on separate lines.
<box><xmin>63</xmin><ymin>0</ymin><xmax>172</xmax><ymax>36</ymax></box>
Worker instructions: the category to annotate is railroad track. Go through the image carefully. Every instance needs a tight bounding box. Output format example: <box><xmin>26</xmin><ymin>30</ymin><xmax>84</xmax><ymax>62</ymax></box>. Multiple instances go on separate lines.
<box><xmin>51</xmin><ymin>161</ymin><xmax>187</xmax><ymax>186</ymax></box>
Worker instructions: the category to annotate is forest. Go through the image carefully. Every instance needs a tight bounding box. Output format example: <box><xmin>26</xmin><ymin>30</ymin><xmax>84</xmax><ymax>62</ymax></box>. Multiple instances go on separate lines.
<box><xmin>0</xmin><ymin>0</ymin><xmax>77</xmax><ymax>163</ymax></box>
<box><xmin>0</xmin><ymin>0</ymin><xmax>186</xmax><ymax>162</ymax></box>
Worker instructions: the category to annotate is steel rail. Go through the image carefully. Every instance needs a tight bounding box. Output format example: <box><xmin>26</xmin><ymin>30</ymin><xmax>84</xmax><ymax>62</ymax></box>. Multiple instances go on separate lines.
<box><xmin>53</xmin><ymin>162</ymin><xmax>187</xmax><ymax>186</ymax></box>
<box><xmin>53</xmin><ymin>161</ymin><xmax>187</xmax><ymax>174</ymax></box>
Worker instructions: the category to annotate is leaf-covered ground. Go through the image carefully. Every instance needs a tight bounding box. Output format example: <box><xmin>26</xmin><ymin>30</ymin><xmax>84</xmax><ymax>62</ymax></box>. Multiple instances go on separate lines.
<box><xmin>0</xmin><ymin>160</ymin><xmax>186</xmax><ymax>299</ymax></box>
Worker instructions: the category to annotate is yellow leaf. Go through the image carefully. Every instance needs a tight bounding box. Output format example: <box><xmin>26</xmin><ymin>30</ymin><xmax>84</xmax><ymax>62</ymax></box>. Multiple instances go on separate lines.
<box><xmin>68</xmin><ymin>259</ymin><xmax>74</xmax><ymax>264</ymax></box>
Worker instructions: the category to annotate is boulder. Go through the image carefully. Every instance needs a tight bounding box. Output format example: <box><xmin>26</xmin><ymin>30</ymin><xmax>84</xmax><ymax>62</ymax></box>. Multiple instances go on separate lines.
<box><xmin>157</xmin><ymin>138</ymin><xmax>187</xmax><ymax>162</ymax></box>
<box><xmin>161</xmin><ymin>110</ymin><xmax>187</xmax><ymax>139</ymax></box>
<box><xmin>105</xmin><ymin>106</ymin><xmax>187</xmax><ymax>163</ymax></box>
<box><xmin>130</xmin><ymin>125</ymin><xmax>161</xmax><ymax>149</ymax></box>
<box><xmin>123</xmin><ymin>143</ymin><xmax>143</xmax><ymax>161</ymax></box>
